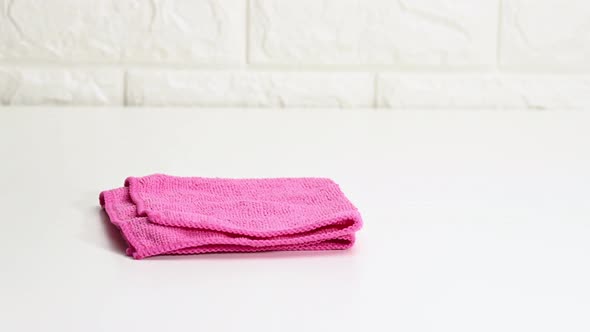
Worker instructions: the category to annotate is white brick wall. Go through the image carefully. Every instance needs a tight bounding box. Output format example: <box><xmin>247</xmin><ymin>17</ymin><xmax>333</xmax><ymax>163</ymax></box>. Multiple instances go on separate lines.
<box><xmin>0</xmin><ymin>0</ymin><xmax>589</xmax><ymax>109</ymax></box>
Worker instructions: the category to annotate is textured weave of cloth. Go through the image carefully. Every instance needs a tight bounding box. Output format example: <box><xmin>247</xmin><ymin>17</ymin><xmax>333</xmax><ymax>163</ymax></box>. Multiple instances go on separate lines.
<box><xmin>99</xmin><ymin>174</ymin><xmax>363</xmax><ymax>259</ymax></box>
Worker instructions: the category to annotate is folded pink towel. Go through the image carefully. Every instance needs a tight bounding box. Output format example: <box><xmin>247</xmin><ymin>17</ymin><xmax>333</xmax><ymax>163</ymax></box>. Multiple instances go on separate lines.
<box><xmin>99</xmin><ymin>174</ymin><xmax>362</xmax><ymax>259</ymax></box>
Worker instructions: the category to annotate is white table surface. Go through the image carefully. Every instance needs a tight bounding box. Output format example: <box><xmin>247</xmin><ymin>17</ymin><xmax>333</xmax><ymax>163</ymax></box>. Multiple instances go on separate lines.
<box><xmin>1</xmin><ymin>108</ymin><xmax>589</xmax><ymax>332</ymax></box>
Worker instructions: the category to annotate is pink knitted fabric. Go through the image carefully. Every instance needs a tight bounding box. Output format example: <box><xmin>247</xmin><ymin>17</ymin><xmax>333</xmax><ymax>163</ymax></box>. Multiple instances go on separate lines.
<box><xmin>99</xmin><ymin>174</ymin><xmax>362</xmax><ymax>259</ymax></box>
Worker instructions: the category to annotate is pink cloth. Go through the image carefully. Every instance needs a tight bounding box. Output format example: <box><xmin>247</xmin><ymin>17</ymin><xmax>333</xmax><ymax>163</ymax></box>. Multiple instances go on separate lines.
<box><xmin>99</xmin><ymin>174</ymin><xmax>362</xmax><ymax>259</ymax></box>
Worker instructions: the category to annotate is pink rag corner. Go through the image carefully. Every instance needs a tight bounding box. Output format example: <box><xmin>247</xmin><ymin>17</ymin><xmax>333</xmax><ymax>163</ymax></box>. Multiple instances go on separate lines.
<box><xmin>99</xmin><ymin>174</ymin><xmax>363</xmax><ymax>259</ymax></box>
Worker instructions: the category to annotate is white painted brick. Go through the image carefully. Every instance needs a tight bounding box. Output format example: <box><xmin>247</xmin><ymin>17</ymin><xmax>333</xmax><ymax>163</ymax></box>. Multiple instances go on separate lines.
<box><xmin>501</xmin><ymin>0</ymin><xmax>590</xmax><ymax>67</ymax></box>
<box><xmin>0</xmin><ymin>68</ymin><xmax>123</xmax><ymax>105</ymax></box>
<box><xmin>0</xmin><ymin>0</ymin><xmax>244</xmax><ymax>63</ymax></box>
<box><xmin>378</xmin><ymin>74</ymin><xmax>590</xmax><ymax>109</ymax></box>
<box><xmin>250</xmin><ymin>0</ymin><xmax>497</xmax><ymax>66</ymax></box>
<box><xmin>127</xmin><ymin>70</ymin><xmax>374</xmax><ymax>107</ymax></box>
